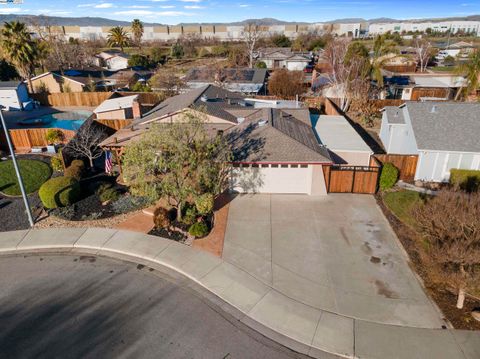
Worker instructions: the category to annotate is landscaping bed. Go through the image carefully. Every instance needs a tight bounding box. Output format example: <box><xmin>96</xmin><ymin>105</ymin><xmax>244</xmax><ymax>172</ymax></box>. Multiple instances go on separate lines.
<box><xmin>377</xmin><ymin>189</ymin><xmax>480</xmax><ymax>330</ymax></box>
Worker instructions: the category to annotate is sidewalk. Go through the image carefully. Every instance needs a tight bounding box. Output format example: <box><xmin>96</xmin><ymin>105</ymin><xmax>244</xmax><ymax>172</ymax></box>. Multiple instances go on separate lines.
<box><xmin>0</xmin><ymin>228</ymin><xmax>479</xmax><ymax>359</ymax></box>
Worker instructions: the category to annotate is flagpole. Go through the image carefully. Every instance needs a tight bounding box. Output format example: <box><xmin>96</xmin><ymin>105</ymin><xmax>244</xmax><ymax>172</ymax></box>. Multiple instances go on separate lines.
<box><xmin>0</xmin><ymin>107</ymin><xmax>34</xmax><ymax>227</ymax></box>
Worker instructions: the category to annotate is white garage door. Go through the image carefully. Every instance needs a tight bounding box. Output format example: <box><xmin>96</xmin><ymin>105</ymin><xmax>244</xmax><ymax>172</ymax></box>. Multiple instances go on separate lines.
<box><xmin>230</xmin><ymin>164</ymin><xmax>312</xmax><ymax>194</ymax></box>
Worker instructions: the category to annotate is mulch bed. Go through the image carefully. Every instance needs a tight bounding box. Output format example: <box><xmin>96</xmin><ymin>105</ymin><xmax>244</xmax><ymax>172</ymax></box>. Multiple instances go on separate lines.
<box><xmin>149</xmin><ymin>221</ymin><xmax>190</xmax><ymax>243</ymax></box>
<box><xmin>375</xmin><ymin>193</ymin><xmax>480</xmax><ymax>330</ymax></box>
<box><xmin>51</xmin><ymin>194</ymin><xmax>117</xmax><ymax>221</ymax></box>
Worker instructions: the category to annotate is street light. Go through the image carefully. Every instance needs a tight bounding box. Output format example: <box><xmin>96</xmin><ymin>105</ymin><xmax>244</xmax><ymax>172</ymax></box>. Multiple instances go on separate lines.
<box><xmin>0</xmin><ymin>106</ymin><xmax>34</xmax><ymax>227</ymax></box>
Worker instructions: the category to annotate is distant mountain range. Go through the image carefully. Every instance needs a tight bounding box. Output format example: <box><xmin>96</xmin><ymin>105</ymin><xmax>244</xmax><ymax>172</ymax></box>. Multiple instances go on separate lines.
<box><xmin>0</xmin><ymin>14</ymin><xmax>479</xmax><ymax>27</ymax></box>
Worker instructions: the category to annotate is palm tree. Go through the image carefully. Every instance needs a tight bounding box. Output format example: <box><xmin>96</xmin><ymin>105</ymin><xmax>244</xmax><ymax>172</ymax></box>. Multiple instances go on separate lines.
<box><xmin>107</xmin><ymin>26</ymin><xmax>130</xmax><ymax>52</ymax></box>
<box><xmin>131</xmin><ymin>19</ymin><xmax>144</xmax><ymax>49</ymax></box>
<box><xmin>1</xmin><ymin>21</ymin><xmax>39</xmax><ymax>93</ymax></box>
<box><xmin>455</xmin><ymin>50</ymin><xmax>480</xmax><ymax>101</ymax></box>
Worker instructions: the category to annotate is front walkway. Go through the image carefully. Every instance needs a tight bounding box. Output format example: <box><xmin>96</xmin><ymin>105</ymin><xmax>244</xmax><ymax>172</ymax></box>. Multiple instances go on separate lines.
<box><xmin>0</xmin><ymin>228</ymin><xmax>479</xmax><ymax>359</ymax></box>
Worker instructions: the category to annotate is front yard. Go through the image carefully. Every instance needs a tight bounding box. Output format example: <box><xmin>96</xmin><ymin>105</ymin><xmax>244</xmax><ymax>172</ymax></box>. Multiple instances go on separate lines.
<box><xmin>378</xmin><ymin>189</ymin><xmax>480</xmax><ymax>330</ymax></box>
<box><xmin>0</xmin><ymin>159</ymin><xmax>52</xmax><ymax>196</ymax></box>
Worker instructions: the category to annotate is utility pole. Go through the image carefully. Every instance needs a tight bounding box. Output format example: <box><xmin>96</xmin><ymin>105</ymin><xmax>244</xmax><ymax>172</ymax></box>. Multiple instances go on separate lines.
<box><xmin>0</xmin><ymin>107</ymin><xmax>34</xmax><ymax>227</ymax></box>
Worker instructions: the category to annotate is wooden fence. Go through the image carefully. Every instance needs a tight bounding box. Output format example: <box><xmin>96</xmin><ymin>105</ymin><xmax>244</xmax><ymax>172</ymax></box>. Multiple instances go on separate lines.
<box><xmin>374</xmin><ymin>154</ymin><xmax>418</xmax><ymax>182</ymax></box>
<box><xmin>323</xmin><ymin>157</ymin><xmax>382</xmax><ymax>194</ymax></box>
<box><xmin>31</xmin><ymin>92</ymin><xmax>113</xmax><ymax>107</ymax></box>
<box><xmin>95</xmin><ymin>119</ymin><xmax>133</xmax><ymax>131</ymax></box>
<box><xmin>8</xmin><ymin>128</ymin><xmax>75</xmax><ymax>150</ymax></box>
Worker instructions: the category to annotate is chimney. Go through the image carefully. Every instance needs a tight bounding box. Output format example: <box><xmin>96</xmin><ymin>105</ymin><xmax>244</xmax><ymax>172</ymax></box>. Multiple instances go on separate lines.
<box><xmin>132</xmin><ymin>98</ymin><xmax>142</xmax><ymax>119</ymax></box>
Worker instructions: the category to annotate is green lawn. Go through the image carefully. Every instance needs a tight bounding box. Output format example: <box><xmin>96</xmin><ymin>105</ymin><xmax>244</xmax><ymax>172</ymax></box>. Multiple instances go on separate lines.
<box><xmin>0</xmin><ymin>159</ymin><xmax>52</xmax><ymax>196</ymax></box>
<box><xmin>383</xmin><ymin>190</ymin><xmax>425</xmax><ymax>227</ymax></box>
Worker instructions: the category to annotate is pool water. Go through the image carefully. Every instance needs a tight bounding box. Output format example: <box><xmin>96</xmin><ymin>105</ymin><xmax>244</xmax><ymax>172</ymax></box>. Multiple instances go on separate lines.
<box><xmin>35</xmin><ymin>111</ymin><xmax>91</xmax><ymax>130</ymax></box>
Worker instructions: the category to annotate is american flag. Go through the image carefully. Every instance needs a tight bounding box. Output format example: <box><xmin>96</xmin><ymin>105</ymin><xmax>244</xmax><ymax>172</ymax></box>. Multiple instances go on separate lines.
<box><xmin>105</xmin><ymin>150</ymin><xmax>113</xmax><ymax>174</ymax></box>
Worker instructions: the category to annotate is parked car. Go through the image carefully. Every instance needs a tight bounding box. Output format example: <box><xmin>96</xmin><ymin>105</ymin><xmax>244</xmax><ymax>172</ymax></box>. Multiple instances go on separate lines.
<box><xmin>304</xmin><ymin>64</ymin><xmax>315</xmax><ymax>73</ymax></box>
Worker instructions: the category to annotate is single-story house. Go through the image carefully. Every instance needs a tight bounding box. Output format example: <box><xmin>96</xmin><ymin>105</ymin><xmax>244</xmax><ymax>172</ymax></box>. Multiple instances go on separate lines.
<box><xmin>380</xmin><ymin>102</ymin><xmax>480</xmax><ymax>182</ymax></box>
<box><xmin>95</xmin><ymin>50</ymin><xmax>130</xmax><ymax>71</ymax></box>
<box><xmin>93</xmin><ymin>94</ymin><xmax>140</xmax><ymax>120</ymax></box>
<box><xmin>226</xmin><ymin>108</ymin><xmax>332</xmax><ymax>194</ymax></box>
<box><xmin>184</xmin><ymin>68</ymin><xmax>267</xmax><ymax>95</ymax></box>
<box><xmin>383</xmin><ymin>73</ymin><xmax>466</xmax><ymax>101</ymax></box>
<box><xmin>255</xmin><ymin>47</ymin><xmax>312</xmax><ymax>71</ymax></box>
<box><xmin>314</xmin><ymin>115</ymin><xmax>373</xmax><ymax>166</ymax></box>
<box><xmin>29</xmin><ymin>68</ymin><xmax>115</xmax><ymax>93</ymax></box>
<box><xmin>0</xmin><ymin>81</ymin><xmax>33</xmax><ymax>111</ymax></box>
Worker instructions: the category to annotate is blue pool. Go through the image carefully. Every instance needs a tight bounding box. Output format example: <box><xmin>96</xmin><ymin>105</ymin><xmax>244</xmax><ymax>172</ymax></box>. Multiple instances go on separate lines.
<box><xmin>18</xmin><ymin>110</ymin><xmax>92</xmax><ymax>130</ymax></box>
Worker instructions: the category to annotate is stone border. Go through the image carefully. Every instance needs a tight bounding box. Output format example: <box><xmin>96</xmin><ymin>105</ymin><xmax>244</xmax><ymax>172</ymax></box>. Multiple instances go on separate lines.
<box><xmin>0</xmin><ymin>228</ymin><xmax>479</xmax><ymax>359</ymax></box>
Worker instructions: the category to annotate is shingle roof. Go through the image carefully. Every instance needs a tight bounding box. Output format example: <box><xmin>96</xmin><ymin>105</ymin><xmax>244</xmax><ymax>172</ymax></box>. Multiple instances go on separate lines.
<box><xmin>226</xmin><ymin>108</ymin><xmax>331</xmax><ymax>163</ymax></box>
<box><xmin>0</xmin><ymin>81</ymin><xmax>21</xmax><ymax>89</ymax></box>
<box><xmin>185</xmin><ymin>68</ymin><xmax>267</xmax><ymax>84</ymax></box>
<box><xmin>138</xmin><ymin>85</ymin><xmax>247</xmax><ymax>125</ymax></box>
<box><xmin>405</xmin><ymin>102</ymin><xmax>480</xmax><ymax>153</ymax></box>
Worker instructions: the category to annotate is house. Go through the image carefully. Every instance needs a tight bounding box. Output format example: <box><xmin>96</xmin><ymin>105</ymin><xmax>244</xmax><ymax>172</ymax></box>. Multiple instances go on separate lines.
<box><xmin>314</xmin><ymin>115</ymin><xmax>373</xmax><ymax>166</ymax></box>
<box><xmin>255</xmin><ymin>47</ymin><xmax>312</xmax><ymax>71</ymax></box>
<box><xmin>379</xmin><ymin>102</ymin><xmax>480</xmax><ymax>182</ymax></box>
<box><xmin>226</xmin><ymin>108</ymin><xmax>332</xmax><ymax>194</ymax></box>
<box><xmin>29</xmin><ymin>68</ymin><xmax>115</xmax><ymax>93</ymax></box>
<box><xmin>436</xmin><ymin>41</ymin><xmax>475</xmax><ymax>60</ymax></box>
<box><xmin>383</xmin><ymin>73</ymin><xmax>466</xmax><ymax>101</ymax></box>
<box><xmin>95</xmin><ymin>50</ymin><xmax>130</xmax><ymax>71</ymax></box>
<box><xmin>0</xmin><ymin>81</ymin><xmax>33</xmax><ymax>111</ymax></box>
<box><xmin>184</xmin><ymin>68</ymin><xmax>267</xmax><ymax>95</ymax></box>
<box><xmin>93</xmin><ymin>94</ymin><xmax>141</xmax><ymax>120</ymax></box>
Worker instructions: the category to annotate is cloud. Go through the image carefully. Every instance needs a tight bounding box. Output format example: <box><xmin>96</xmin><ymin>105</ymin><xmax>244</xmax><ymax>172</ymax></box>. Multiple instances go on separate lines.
<box><xmin>77</xmin><ymin>2</ymin><xmax>115</xmax><ymax>8</ymax></box>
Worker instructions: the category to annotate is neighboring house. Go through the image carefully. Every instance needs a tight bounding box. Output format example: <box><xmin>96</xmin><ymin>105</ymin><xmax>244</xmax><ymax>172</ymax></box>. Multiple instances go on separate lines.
<box><xmin>29</xmin><ymin>68</ymin><xmax>115</xmax><ymax>93</ymax></box>
<box><xmin>255</xmin><ymin>47</ymin><xmax>312</xmax><ymax>71</ymax></box>
<box><xmin>226</xmin><ymin>108</ymin><xmax>332</xmax><ymax>194</ymax></box>
<box><xmin>383</xmin><ymin>74</ymin><xmax>466</xmax><ymax>101</ymax></box>
<box><xmin>93</xmin><ymin>94</ymin><xmax>140</xmax><ymax>120</ymax></box>
<box><xmin>95</xmin><ymin>50</ymin><xmax>130</xmax><ymax>71</ymax></box>
<box><xmin>0</xmin><ymin>81</ymin><xmax>33</xmax><ymax>111</ymax></box>
<box><xmin>184</xmin><ymin>68</ymin><xmax>267</xmax><ymax>95</ymax></box>
<box><xmin>314</xmin><ymin>115</ymin><xmax>373</xmax><ymax>166</ymax></box>
<box><xmin>436</xmin><ymin>41</ymin><xmax>475</xmax><ymax>60</ymax></box>
<box><xmin>380</xmin><ymin>102</ymin><xmax>480</xmax><ymax>182</ymax></box>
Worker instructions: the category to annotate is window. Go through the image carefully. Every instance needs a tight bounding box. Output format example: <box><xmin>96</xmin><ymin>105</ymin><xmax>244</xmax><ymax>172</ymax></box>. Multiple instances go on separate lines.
<box><xmin>233</xmin><ymin>163</ymin><xmax>240</xmax><ymax>168</ymax></box>
<box><xmin>251</xmin><ymin>164</ymin><xmax>259</xmax><ymax>168</ymax></box>
<box><xmin>271</xmin><ymin>164</ymin><xmax>279</xmax><ymax>168</ymax></box>
<box><xmin>261</xmin><ymin>164</ymin><xmax>269</xmax><ymax>168</ymax></box>
<box><xmin>300</xmin><ymin>164</ymin><xmax>308</xmax><ymax>168</ymax></box>
<box><xmin>280</xmin><ymin>164</ymin><xmax>288</xmax><ymax>168</ymax></box>
<box><xmin>241</xmin><ymin>163</ymin><xmax>250</xmax><ymax>168</ymax></box>
<box><xmin>290</xmin><ymin>164</ymin><xmax>298</xmax><ymax>168</ymax></box>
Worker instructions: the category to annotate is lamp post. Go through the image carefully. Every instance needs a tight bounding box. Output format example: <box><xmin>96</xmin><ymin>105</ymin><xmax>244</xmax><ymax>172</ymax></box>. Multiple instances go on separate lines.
<box><xmin>0</xmin><ymin>107</ymin><xmax>34</xmax><ymax>227</ymax></box>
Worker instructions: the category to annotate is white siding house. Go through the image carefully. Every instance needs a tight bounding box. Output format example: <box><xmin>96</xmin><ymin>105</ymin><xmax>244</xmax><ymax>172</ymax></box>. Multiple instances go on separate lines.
<box><xmin>0</xmin><ymin>81</ymin><xmax>32</xmax><ymax>111</ymax></box>
<box><xmin>380</xmin><ymin>102</ymin><xmax>480</xmax><ymax>182</ymax></box>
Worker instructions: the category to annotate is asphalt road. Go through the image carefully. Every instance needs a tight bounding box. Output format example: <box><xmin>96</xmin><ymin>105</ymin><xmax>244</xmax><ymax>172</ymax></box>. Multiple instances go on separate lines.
<box><xmin>0</xmin><ymin>254</ymin><xmax>311</xmax><ymax>359</ymax></box>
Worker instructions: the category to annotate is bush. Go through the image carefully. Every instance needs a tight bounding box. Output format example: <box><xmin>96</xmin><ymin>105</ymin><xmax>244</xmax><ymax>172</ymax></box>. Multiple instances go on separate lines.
<box><xmin>182</xmin><ymin>203</ymin><xmax>198</xmax><ymax>225</ymax></box>
<box><xmin>64</xmin><ymin>160</ymin><xmax>85</xmax><ymax>180</ymax></box>
<box><xmin>153</xmin><ymin>207</ymin><xmax>172</xmax><ymax>229</ymax></box>
<box><xmin>379</xmin><ymin>163</ymin><xmax>399</xmax><ymax>191</ymax></box>
<box><xmin>98</xmin><ymin>187</ymin><xmax>120</xmax><ymax>203</ymax></box>
<box><xmin>45</xmin><ymin>129</ymin><xmax>64</xmax><ymax>144</ymax></box>
<box><xmin>188</xmin><ymin>221</ymin><xmax>209</xmax><ymax>238</ymax></box>
<box><xmin>39</xmin><ymin>176</ymin><xmax>81</xmax><ymax>209</ymax></box>
<box><xmin>449</xmin><ymin>169</ymin><xmax>480</xmax><ymax>192</ymax></box>
<box><xmin>93</xmin><ymin>181</ymin><xmax>113</xmax><ymax>195</ymax></box>
<box><xmin>50</xmin><ymin>154</ymin><xmax>64</xmax><ymax>172</ymax></box>
<box><xmin>255</xmin><ymin>61</ymin><xmax>267</xmax><ymax>69</ymax></box>
<box><xmin>195</xmin><ymin>193</ymin><xmax>214</xmax><ymax>215</ymax></box>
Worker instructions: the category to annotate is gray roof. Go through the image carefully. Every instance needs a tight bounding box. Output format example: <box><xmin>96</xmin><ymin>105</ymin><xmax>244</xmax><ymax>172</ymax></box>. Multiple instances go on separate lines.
<box><xmin>185</xmin><ymin>68</ymin><xmax>267</xmax><ymax>84</ymax></box>
<box><xmin>405</xmin><ymin>102</ymin><xmax>480</xmax><ymax>153</ymax></box>
<box><xmin>0</xmin><ymin>81</ymin><xmax>21</xmax><ymax>89</ymax></box>
<box><xmin>226</xmin><ymin>108</ymin><xmax>332</xmax><ymax>163</ymax></box>
<box><xmin>384</xmin><ymin>106</ymin><xmax>405</xmax><ymax>124</ymax></box>
<box><xmin>139</xmin><ymin>85</ymin><xmax>247</xmax><ymax>125</ymax></box>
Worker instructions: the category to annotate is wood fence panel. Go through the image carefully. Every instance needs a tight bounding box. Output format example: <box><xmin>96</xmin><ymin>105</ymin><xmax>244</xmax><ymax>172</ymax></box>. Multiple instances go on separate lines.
<box><xmin>31</xmin><ymin>92</ymin><xmax>113</xmax><ymax>107</ymax></box>
<box><xmin>95</xmin><ymin>119</ymin><xmax>132</xmax><ymax>131</ymax></box>
<box><xmin>329</xmin><ymin>169</ymin><xmax>355</xmax><ymax>192</ymax></box>
<box><xmin>324</xmin><ymin>161</ymin><xmax>381</xmax><ymax>194</ymax></box>
<box><xmin>9</xmin><ymin>128</ymin><xmax>75</xmax><ymax>149</ymax></box>
<box><xmin>374</xmin><ymin>154</ymin><xmax>418</xmax><ymax>182</ymax></box>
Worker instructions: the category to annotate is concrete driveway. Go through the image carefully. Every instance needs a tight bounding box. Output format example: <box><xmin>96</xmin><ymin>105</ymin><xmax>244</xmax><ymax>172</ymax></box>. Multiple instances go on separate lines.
<box><xmin>223</xmin><ymin>194</ymin><xmax>446</xmax><ymax>328</ymax></box>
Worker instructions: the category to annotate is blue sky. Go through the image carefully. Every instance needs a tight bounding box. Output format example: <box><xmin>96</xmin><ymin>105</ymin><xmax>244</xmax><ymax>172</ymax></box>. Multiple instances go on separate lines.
<box><xmin>2</xmin><ymin>0</ymin><xmax>480</xmax><ymax>24</ymax></box>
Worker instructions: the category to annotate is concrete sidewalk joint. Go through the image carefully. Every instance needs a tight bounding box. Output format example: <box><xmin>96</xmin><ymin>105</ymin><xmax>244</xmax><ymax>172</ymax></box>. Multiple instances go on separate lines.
<box><xmin>0</xmin><ymin>228</ymin><xmax>479</xmax><ymax>359</ymax></box>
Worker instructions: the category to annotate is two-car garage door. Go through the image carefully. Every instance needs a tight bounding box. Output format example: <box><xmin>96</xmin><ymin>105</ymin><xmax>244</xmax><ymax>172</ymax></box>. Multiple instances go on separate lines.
<box><xmin>230</xmin><ymin>164</ymin><xmax>327</xmax><ymax>195</ymax></box>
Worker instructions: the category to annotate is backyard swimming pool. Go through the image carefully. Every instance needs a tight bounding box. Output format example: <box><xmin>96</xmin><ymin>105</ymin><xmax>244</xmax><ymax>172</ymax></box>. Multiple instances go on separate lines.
<box><xmin>18</xmin><ymin>110</ymin><xmax>92</xmax><ymax>130</ymax></box>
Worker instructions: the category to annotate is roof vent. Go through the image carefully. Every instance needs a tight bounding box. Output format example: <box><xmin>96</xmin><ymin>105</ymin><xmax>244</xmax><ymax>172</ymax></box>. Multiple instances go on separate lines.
<box><xmin>430</xmin><ymin>105</ymin><xmax>437</xmax><ymax>113</ymax></box>
<box><xmin>258</xmin><ymin>120</ymin><xmax>268</xmax><ymax>127</ymax></box>
<box><xmin>200</xmin><ymin>94</ymin><xmax>209</xmax><ymax>102</ymax></box>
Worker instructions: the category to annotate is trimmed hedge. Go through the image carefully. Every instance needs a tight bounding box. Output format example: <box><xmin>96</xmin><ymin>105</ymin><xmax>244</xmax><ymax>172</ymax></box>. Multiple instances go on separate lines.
<box><xmin>450</xmin><ymin>169</ymin><xmax>480</xmax><ymax>192</ymax></box>
<box><xmin>39</xmin><ymin>176</ymin><xmax>81</xmax><ymax>209</ymax></box>
<box><xmin>64</xmin><ymin>160</ymin><xmax>85</xmax><ymax>180</ymax></box>
<box><xmin>379</xmin><ymin>162</ymin><xmax>399</xmax><ymax>191</ymax></box>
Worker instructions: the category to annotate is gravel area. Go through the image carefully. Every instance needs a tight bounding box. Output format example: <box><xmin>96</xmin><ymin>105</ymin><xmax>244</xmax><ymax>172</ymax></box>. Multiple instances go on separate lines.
<box><xmin>34</xmin><ymin>210</ymin><xmax>140</xmax><ymax>229</ymax></box>
<box><xmin>0</xmin><ymin>193</ymin><xmax>42</xmax><ymax>232</ymax></box>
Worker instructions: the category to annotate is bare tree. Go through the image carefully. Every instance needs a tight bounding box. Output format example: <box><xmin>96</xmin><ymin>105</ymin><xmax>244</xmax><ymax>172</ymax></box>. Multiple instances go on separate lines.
<box><xmin>66</xmin><ymin>120</ymin><xmax>106</xmax><ymax>168</ymax></box>
<box><xmin>241</xmin><ymin>22</ymin><xmax>264</xmax><ymax>68</ymax></box>
<box><xmin>150</xmin><ymin>70</ymin><xmax>186</xmax><ymax>97</ymax></box>
<box><xmin>414</xmin><ymin>38</ymin><xmax>432</xmax><ymax>72</ymax></box>
<box><xmin>413</xmin><ymin>190</ymin><xmax>480</xmax><ymax>309</ymax></box>
<box><xmin>268</xmin><ymin>68</ymin><xmax>305</xmax><ymax>98</ymax></box>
